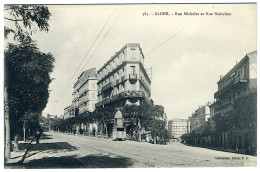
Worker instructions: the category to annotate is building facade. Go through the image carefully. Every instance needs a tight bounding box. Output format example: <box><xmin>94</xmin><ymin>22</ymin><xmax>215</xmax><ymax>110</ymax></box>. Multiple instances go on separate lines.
<box><xmin>64</xmin><ymin>104</ymin><xmax>75</xmax><ymax>120</ymax></box>
<box><xmin>188</xmin><ymin>104</ymin><xmax>211</xmax><ymax>133</ymax></box>
<box><xmin>168</xmin><ymin>119</ymin><xmax>188</xmax><ymax>139</ymax></box>
<box><xmin>73</xmin><ymin>68</ymin><xmax>98</xmax><ymax>114</ymax></box>
<box><xmin>96</xmin><ymin>43</ymin><xmax>151</xmax><ymax>109</ymax></box>
<box><xmin>212</xmin><ymin>51</ymin><xmax>257</xmax><ymax>117</ymax></box>
<box><xmin>64</xmin><ymin>68</ymin><xmax>98</xmax><ymax>120</ymax></box>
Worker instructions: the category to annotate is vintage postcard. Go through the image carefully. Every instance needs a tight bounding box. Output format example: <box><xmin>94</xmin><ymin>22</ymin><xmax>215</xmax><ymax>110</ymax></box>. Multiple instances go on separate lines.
<box><xmin>3</xmin><ymin>3</ymin><xmax>257</xmax><ymax>168</ymax></box>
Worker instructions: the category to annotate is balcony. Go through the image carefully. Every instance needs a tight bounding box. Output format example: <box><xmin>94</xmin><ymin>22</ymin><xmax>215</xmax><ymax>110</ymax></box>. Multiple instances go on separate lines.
<box><xmin>215</xmin><ymin>78</ymin><xmax>248</xmax><ymax>99</ymax></box>
<box><xmin>101</xmin><ymin>83</ymin><xmax>113</xmax><ymax>92</ymax></box>
<box><xmin>214</xmin><ymin>82</ymin><xmax>233</xmax><ymax>98</ymax></box>
<box><xmin>215</xmin><ymin>103</ymin><xmax>233</xmax><ymax>114</ymax></box>
<box><xmin>129</xmin><ymin>73</ymin><xmax>137</xmax><ymax>83</ymax></box>
<box><xmin>96</xmin><ymin>90</ymin><xmax>146</xmax><ymax>107</ymax></box>
<box><xmin>234</xmin><ymin>76</ymin><xmax>247</xmax><ymax>86</ymax></box>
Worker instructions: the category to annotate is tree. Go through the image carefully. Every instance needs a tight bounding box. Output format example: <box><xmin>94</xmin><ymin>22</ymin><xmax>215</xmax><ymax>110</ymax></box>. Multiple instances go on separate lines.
<box><xmin>4</xmin><ymin>5</ymin><xmax>53</xmax><ymax>161</ymax></box>
<box><xmin>93</xmin><ymin>107</ymin><xmax>116</xmax><ymax>138</ymax></box>
<box><xmin>4</xmin><ymin>5</ymin><xmax>51</xmax><ymax>43</ymax></box>
<box><xmin>5</xmin><ymin>42</ymin><xmax>55</xmax><ymax>150</ymax></box>
<box><xmin>21</xmin><ymin>111</ymin><xmax>41</xmax><ymax>142</ymax></box>
<box><xmin>122</xmin><ymin>103</ymin><xmax>154</xmax><ymax>142</ymax></box>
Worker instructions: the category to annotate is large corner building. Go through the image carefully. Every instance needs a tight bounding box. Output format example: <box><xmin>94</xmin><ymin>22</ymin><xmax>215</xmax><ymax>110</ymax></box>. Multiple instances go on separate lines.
<box><xmin>96</xmin><ymin>43</ymin><xmax>151</xmax><ymax>109</ymax></box>
<box><xmin>211</xmin><ymin>51</ymin><xmax>257</xmax><ymax>117</ymax></box>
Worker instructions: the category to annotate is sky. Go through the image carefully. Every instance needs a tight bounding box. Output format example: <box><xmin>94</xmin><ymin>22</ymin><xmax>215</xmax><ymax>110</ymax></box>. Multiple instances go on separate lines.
<box><xmin>11</xmin><ymin>4</ymin><xmax>256</xmax><ymax>120</ymax></box>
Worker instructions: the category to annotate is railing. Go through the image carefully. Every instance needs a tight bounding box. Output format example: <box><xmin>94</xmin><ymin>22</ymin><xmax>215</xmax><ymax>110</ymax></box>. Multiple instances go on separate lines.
<box><xmin>215</xmin><ymin>78</ymin><xmax>248</xmax><ymax>98</ymax></box>
<box><xmin>215</xmin><ymin>103</ymin><xmax>233</xmax><ymax>113</ymax></box>
<box><xmin>96</xmin><ymin>91</ymin><xmax>146</xmax><ymax>107</ymax></box>
<box><xmin>101</xmin><ymin>82</ymin><xmax>112</xmax><ymax>92</ymax></box>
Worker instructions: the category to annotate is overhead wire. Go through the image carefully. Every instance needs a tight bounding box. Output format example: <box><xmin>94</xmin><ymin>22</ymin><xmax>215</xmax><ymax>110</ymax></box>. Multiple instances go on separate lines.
<box><xmin>51</xmin><ymin>13</ymin><xmax>120</xmax><ymax>113</ymax></box>
<box><xmin>60</xmin><ymin>14</ymin><xmax>121</xmax><ymax>100</ymax></box>
<box><xmin>55</xmin><ymin>13</ymin><xmax>113</xmax><ymax>102</ymax></box>
<box><xmin>145</xmin><ymin>24</ymin><xmax>190</xmax><ymax>57</ymax></box>
<box><xmin>47</xmin><ymin>13</ymin><xmax>116</xmax><ymax>114</ymax></box>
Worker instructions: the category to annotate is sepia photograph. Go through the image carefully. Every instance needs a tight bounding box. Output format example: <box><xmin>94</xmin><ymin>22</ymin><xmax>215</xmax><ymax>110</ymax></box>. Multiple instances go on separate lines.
<box><xmin>2</xmin><ymin>1</ymin><xmax>257</xmax><ymax>169</ymax></box>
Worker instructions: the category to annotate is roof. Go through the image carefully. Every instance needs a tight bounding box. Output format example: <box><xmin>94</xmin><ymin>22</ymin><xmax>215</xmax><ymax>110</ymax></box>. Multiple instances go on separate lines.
<box><xmin>78</xmin><ymin>67</ymin><xmax>97</xmax><ymax>79</ymax></box>
<box><xmin>97</xmin><ymin>43</ymin><xmax>142</xmax><ymax>74</ymax></box>
<box><xmin>247</xmin><ymin>50</ymin><xmax>257</xmax><ymax>59</ymax></box>
<box><xmin>169</xmin><ymin>118</ymin><xmax>187</xmax><ymax>122</ymax></box>
<box><xmin>217</xmin><ymin>50</ymin><xmax>257</xmax><ymax>84</ymax></box>
<box><xmin>73</xmin><ymin>68</ymin><xmax>97</xmax><ymax>88</ymax></box>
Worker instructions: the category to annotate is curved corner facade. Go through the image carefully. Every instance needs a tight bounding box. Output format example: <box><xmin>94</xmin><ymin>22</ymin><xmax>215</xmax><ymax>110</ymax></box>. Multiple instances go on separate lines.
<box><xmin>96</xmin><ymin>43</ymin><xmax>152</xmax><ymax>108</ymax></box>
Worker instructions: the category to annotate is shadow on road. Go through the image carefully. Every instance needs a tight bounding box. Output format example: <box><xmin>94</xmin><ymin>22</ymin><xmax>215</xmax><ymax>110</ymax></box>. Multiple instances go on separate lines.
<box><xmin>20</xmin><ymin>154</ymin><xmax>134</xmax><ymax>168</ymax></box>
<box><xmin>18</xmin><ymin>142</ymin><xmax>77</xmax><ymax>152</ymax></box>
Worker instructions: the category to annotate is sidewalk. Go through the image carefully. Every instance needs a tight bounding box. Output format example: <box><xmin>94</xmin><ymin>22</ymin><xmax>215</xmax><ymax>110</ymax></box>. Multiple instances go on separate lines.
<box><xmin>4</xmin><ymin>137</ymin><xmax>37</xmax><ymax>168</ymax></box>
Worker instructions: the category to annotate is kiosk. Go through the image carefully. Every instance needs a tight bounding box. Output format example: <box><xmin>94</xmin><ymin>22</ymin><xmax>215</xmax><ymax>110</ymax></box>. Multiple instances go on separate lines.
<box><xmin>112</xmin><ymin>110</ymin><xmax>126</xmax><ymax>141</ymax></box>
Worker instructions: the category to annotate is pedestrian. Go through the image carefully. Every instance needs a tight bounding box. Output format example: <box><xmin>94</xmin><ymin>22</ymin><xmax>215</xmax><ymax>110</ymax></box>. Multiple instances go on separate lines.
<box><xmin>92</xmin><ymin>127</ymin><xmax>96</xmax><ymax>137</ymax></box>
<box><xmin>35</xmin><ymin>128</ymin><xmax>42</xmax><ymax>144</ymax></box>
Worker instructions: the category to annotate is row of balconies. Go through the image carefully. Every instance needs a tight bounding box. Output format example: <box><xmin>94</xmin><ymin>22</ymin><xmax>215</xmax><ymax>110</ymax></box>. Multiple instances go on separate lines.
<box><xmin>214</xmin><ymin>102</ymin><xmax>233</xmax><ymax>114</ymax></box>
<box><xmin>95</xmin><ymin>90</ymin><xmax>146</xmax><ymax>107</ymax></box>
<box><xmin>99</xmin><ymin>74</ymin><xmax>139</xmax><ymax>93</ymax></box>
<box><xmin>214</xmin><ymin>79</ymin><xmax>247</xmax><ymax>98</ymax></box>
<box><xmin>139</xmin><ymin>79</ymin><xmax>151</xmax><ymax>96</ymax></box>
<box><xmin>98</xmin><ymin>58</ymin><xmax>125</xmax><ymax>80</ymax></box>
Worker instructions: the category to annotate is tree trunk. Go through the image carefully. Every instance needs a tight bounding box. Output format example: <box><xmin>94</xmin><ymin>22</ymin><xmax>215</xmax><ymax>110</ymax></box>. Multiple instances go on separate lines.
<box><xmin>23</xmin><ymin>121</ymin><xmax>26</xmax><ymax>142</ymax></box>
<box><xmin>138</xmin><ymin>119</ymin><xmax>141</xmax><ymax>143</ymax></box>
<box><xmin>154</xmin><ymin>132</ymin><xmax>156</xmax><ymax>144</ymax></box>
<box><xmin>105</xmin><ymin>123</ymin><xmax>108</xmax><ymax>139</ymax></box>
<box><xmin>138</xmin><ymin>130</ymin><xmax>142</xmax><ymax>143</ymax></box>
<box><xmin>4</xmin><ymin>87</ymin><xmax>10</xmax><ymax>162</ymax></box>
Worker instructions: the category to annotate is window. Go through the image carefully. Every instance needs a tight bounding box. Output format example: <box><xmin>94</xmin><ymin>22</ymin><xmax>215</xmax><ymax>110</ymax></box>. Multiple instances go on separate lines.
<box><xmin>244</xmin><ymin>65</ymin><xmax>247</xmax><ymax>78</ymax></box>
<box><xmin>130</xmin><ymin>66</ymin><xmax>136</xmax><ymax>75</ymax></box>
<box><xmin>92</xmin><ymin>93</ymin><xmax>95</xmax><ymax>98</ymax></box>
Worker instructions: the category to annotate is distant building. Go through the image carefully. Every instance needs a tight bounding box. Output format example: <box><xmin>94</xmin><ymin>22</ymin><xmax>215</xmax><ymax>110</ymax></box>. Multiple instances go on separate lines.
<box><xmin>65</xmin><ymin>68</ymin><xmax>98</xmax><ymax>120</ymax></box>
<box><xmin>211</xmin><ymin>51</ymin><xmax>257</xmax><ymax>117</ymax></box>
<box><xmin>96</xmin><ymin>43</ymin><xmax>152</xmax><ymax>109</ymax></box>
<box><xmin>168</xmin><ymin>119</ymin><xmax>188</xmax><ymax>139</ymax></box>
<box><xmin>72</xmin><ymin>68</ymin><xmax>98</xmax><ymax>114</ymax></box>
<box><xmin>64</xmin><ymin>104</ymin><xmax>75</xmax><ymax>120</ymax></box>
<box><xmin>188</xmin><ymin>103</ymin><xmax>211</xmax><ymax>133</ymax></box>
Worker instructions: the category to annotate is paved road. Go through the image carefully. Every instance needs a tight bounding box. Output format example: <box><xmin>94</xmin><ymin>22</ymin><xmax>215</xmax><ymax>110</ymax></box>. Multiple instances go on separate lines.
<box><xmin>18</xmin><ymin>131</ymin><xmax>257</xmax><ymax>168</ymax></box>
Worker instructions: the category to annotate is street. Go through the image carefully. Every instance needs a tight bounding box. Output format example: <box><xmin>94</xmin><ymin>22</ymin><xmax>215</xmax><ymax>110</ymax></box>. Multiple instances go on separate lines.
<box><xmin>8</xmin><ymin>131</ymin><xmax>257</xmax><ymax>168</ymax></box>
